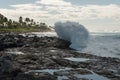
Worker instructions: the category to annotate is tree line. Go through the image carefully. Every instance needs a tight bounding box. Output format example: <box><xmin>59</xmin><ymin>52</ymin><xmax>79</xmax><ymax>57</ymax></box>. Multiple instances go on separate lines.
<box><xmin>0</xmin><ymin>13</ymin><xmax>51</xmax><ymax>30</ymax></box>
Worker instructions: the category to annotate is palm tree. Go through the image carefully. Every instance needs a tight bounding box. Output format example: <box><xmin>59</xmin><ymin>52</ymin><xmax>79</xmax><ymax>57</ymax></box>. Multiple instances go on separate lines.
<box><xmin>8</xmin><ymin>19</ymin><xmax>12</xmax><ymax>28</ymax></box>
<box><xmin>25</xmin><ymin>17</ymin><xmax>30</xmax><ymax>27</ymax></box>
<box><xmin>3</xmin><ymin>17</ymin><xmax>8</xmax><ymax>27</ymax></box>
<box><xmin>0</xmin><ymin>14</ymin><xmax>4</xmax><ymax>21</ymax></box>
<box><xmin>19</xmin><ymin>16</ymin><xmax>23</xmax><ymax>26</ymax></box>
<box><xmin>25</xmin><ymin>17</ymin><xmax>30</xmax><ymax>23</ymax></box>
<box><xmin>30</xmin><ymin>19</ymin><xmax>34</xmax><ymax>26</ymax></box>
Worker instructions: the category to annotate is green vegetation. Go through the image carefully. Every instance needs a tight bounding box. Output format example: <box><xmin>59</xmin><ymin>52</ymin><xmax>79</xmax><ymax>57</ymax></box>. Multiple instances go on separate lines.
<box><xmin>0</xmin><ymin>13</ymin><xmax>52</xmax><ymax>32</ymax></box>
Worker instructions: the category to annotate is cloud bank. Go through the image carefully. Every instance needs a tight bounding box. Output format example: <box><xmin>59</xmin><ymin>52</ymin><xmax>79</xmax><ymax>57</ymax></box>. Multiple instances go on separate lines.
<box><xmin>0</xmin><ymin>0</ymin><xmax>120</xmax><ymax>32</ymax></box>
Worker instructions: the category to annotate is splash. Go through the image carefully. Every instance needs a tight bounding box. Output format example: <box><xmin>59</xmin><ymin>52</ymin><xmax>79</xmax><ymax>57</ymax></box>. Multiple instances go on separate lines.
<box><xmin>55</xmin><ymin>21</ymin><xmax>89</xmax><ymax>50</ymax></box>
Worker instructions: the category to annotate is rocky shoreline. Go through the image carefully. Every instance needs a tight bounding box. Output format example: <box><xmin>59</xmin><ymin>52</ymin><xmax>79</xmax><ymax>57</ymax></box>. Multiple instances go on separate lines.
<box><xmin>0</xmin><ymin>33</ymin><xmax>120</xmax><ymax>80</ymax></box>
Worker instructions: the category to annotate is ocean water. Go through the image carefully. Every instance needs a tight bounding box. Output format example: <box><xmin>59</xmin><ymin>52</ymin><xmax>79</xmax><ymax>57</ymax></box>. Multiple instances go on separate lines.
<box><xmin>24</xmin><ymin>32</ymin><xmax>120</xmax><ymax>58</ymax></box>
<box><xmin>81</xmin><ymin>33</ymin><xmax>120</xmax><ymax>58</ymax></box>
<box><xmin>54</xmin><ymin>21</ymin><xmax>120</xmax><ymax>58</ymax></box>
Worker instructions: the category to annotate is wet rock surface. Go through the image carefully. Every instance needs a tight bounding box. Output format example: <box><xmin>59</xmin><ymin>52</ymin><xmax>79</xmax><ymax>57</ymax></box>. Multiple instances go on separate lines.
<box><xmin>0</xmin><ymin>33</ymin><xmax>120</xmax><ymax>80</ymax></box>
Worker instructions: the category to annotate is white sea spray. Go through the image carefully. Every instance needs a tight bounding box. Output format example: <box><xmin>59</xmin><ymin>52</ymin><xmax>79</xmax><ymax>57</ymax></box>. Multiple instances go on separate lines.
<box><xmin>55</xmin><ymin>21</ymin><xmax>89</xmax><ymax>50</ymax></box>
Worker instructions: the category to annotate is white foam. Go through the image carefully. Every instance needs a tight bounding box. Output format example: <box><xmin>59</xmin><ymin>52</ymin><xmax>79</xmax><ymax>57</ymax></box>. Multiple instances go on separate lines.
<box><xmin>55</xmin><ymin>21</ymin><xmax>89</xmax><ymax>50</ymax></box>
<box><xmin>6</xmin><ymin>51</ymin><xmax>24</xmax><ymax>55</ymax></box>
<box><xmin>20</xmin><ymin>32</ymin><xmax>57</xmax><ymax>37</ymax></box>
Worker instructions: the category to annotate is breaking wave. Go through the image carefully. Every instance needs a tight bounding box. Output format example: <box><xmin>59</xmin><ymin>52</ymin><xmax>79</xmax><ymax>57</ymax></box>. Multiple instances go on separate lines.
<box><xmin>55</xmin><ymin>21</ymin><xmax>89</xmax><ymax>50</ymax></box>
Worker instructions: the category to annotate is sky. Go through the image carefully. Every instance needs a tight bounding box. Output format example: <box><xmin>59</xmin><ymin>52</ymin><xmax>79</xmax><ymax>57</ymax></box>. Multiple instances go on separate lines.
<box><xmin>0</xmin><ymin>0</ymin><xmax>120</xmax><ymax>32</ymax></box>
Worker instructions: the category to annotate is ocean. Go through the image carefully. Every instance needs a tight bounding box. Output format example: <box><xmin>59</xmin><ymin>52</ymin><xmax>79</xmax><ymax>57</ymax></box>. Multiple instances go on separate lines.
<box><xmin>81</xmin><ymin>33</ymin><xmax>120</xmax><ymax>58</ymax></box>
<box><xmin>25</xmin><ymin>32</ymin><xmax>120</xmax><ymax>59</ymax></box>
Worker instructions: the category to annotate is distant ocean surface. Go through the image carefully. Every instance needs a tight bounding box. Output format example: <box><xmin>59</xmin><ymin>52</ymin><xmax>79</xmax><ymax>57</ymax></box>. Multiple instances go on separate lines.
<box><xmin>25</xmin><ymin>32</ymin><xmax>120</xmax><ymax>58</ymax></box>
<box><xmin>81</xmin><ymin>33</ymin><xmax>120</xmax><ymax>58</ymax></box>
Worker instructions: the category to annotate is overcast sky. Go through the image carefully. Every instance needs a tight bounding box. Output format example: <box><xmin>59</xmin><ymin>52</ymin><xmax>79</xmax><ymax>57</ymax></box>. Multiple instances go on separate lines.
<box><xmin>0</xmin><ymin>0</ymin><xmax>120</xmax><ymax>32</ymax></box>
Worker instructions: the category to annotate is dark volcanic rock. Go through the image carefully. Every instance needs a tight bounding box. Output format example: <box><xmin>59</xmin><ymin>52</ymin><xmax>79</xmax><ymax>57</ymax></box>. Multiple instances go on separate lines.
<box><xmin>0</xmin><ymin>34</ymin><xmax>71</xmax><ymax>51</ymax></box>
<box><xmin>0</xmin><ymin>33</ymin><xmax>120</xmax><ymax>80</ymax></box>
<box><xmin>0</xmin><ymin>34</ymin><xmax>25</xmax><ymax>51</ymax></box>
<box><xmin>15</xmin><ymin>72</ymin><xmax>56</xmax><ymax>80</ymax></box>
<box><xmin>0</xmin><ymin>54</ymin><xmax>13</xmax><ymax>73</ymax></box>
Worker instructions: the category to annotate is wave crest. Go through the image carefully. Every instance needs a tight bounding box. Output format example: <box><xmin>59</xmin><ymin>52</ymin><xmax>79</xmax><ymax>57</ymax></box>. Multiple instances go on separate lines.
<box><xmin>55</xmin><ymin>21</ymin><xmax>89</xmax><ymax>50</ymax></box>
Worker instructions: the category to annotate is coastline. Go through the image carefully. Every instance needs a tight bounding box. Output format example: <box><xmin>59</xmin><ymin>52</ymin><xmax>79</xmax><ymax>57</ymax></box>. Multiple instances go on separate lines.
<box><xmin>0</xmin><ymin>33</ymin><xmax>120</xmax><ymax>80</ymax></box>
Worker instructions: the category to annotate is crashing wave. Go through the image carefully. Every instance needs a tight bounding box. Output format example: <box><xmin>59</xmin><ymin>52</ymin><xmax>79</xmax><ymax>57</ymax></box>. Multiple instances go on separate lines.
<box><xmin>55</xmin><ymin>21</ymin><xmax>89</xmax><ymax>50</ymax></box>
